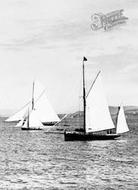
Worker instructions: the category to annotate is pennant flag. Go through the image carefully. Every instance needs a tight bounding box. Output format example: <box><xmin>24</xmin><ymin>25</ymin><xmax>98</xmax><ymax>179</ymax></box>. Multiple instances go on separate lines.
<box><xmin>83</xmin><ymin>57</ymin><xmax>87</xmax><ymax>61</ymax></box>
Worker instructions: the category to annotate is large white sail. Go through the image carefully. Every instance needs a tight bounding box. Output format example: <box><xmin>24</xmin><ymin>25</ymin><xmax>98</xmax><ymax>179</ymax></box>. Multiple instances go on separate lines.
<box><xmin>116</xmin><ymin>106</ymin><xmax>129</xmax><ymax>134</ymax></box>
<box><xmin>34</xmin><ymin>92</ymin><xmax>60</xmax><ymax>123</ymax></box>
<box><xmin>86</xmin><ymin>73</ymin><xmax>115</xmax><ymax>133</ymax></box>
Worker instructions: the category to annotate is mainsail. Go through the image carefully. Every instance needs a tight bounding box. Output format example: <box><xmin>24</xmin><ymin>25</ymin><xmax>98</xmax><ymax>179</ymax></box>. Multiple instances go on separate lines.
<box><xmin>34</xmin><ymin>92</ymin><xmax>60</xmax><ymax>123</ymax></box>
<box><xmin>116</xmin><ymin>106</ymin><xmax>129</xmax><ymax>134</ymax></box>
<box><xmin>86</xmin><ymin>73</ymin><xmax>115</xmax><ymax>133</ymax></box>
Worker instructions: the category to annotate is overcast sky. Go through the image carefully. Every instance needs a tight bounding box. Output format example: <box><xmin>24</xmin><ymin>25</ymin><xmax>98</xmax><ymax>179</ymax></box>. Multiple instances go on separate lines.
<box><xmin>0</xmin><ymin>0</ymin><xmax>138</xmax><ymax>114</ymax></box>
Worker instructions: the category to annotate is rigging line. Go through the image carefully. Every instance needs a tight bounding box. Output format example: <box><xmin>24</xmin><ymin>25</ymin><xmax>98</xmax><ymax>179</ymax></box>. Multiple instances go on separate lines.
<box><xmin>21</xmin><ymin>89</ymin><xmax>46</xmax><ymax>117</ymax></box>
<box><xmin>20</xmin><ymin>89</ymin><xmax>46</xmax><ymax>115</ymax></box>
<box><xmin>6</xmin><ymin>101</ymin><xmax>31</xmax><ymax>119</ymax></box>
<box><xmin>34</xmin><ymin>89</ymin><xmax>46</xmax><ymax>105</ymax></box>
<box><xmin>23</xmin><ymin>88</ymin><xmax>46</xmax><ymax>115</ymax></box>
<box><xmin>54</xmin><ymin>114</ymin><xmax>70</xmax><ymax>126</ymax></box>
<box><xmin>86</xmin><ymin>71</ymin><xmax>101</xmax><ymax>98</ymax></box>
<box><xmin>19</xmin><ymin>89</ymin><xmax>46</xmax><ymax>117</ymax></box>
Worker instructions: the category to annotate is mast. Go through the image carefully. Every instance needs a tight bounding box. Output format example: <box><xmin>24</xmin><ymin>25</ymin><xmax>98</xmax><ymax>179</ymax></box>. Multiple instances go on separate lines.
<box><xmin>27</xmin><ymin>108</ymin><xmax>30</xmax><ymax>128</ymax></box>
<box><xmin>32</xmin><ymin>81</ymin><xmax>35</xmax><ymax>110</ymax></box>
<box><xmin>116</xmin><ymin>106</ymin><xmax>120</xmax><ymax>127</ymax></box>
<box><xmin>83</xmin><ymin>57</ymin><xmax>87</xmax><ymax>133</ymax></box>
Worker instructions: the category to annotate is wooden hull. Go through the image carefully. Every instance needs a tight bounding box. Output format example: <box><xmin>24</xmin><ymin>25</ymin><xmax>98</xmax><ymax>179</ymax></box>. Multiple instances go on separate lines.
<box><xmin>21</xmin><ymin>128</ymin><xmax>42</xmax><ymax>131</ymax></box>
<box><xmin>64</xmin><ymin>131</ymin><xmax>120</xmax><ymax>141</ymax></box>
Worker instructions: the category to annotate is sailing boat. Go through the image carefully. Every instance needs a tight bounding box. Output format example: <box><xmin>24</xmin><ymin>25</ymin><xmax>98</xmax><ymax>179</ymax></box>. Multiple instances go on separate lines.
<box><xmin>107</xmin><ymin>105</ymin><xmax>129</xmax><ymax>135</ymax></box>
<box><xmin>64</xmin><ymin>57</ymin><xmax>120</xmax><ymax>141</ymax></box>
<box><xmin>6</xmin><ymin>80</ymin><xmax>60</xmax><ymax>127</ymax></box>
<box><xmin>21</xmin><ymin>82</ymin><xmax>44</xmax><ymax>130</ymax></box>
<box><xmin>116</xmin><ymin>105</ymin><xmax>129</xmax><ymax>134</ymax></box>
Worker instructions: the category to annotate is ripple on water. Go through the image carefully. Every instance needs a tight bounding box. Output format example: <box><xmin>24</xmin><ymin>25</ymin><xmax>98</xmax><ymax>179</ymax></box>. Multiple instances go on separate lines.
<box><xmin>0</xmin><ymin>125</ymin><xmax>137</xmax><ymax>189</ymax></box>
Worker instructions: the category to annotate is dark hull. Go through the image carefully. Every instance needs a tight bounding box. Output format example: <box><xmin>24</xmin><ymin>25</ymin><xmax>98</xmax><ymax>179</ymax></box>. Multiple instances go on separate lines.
<box><xmin>21</xmin><ymin>128</ymin><xmax>42</xmax><ymax>131</ymax></box>
<box><xmin>42</xmin><ymin>122</ymin><xmax>56</xmax><ymax>126</ymax></box>
<box><xmin>64</xmin><ymin>131</ymin><xmax>120</xmax><ymax>141</ymax></box>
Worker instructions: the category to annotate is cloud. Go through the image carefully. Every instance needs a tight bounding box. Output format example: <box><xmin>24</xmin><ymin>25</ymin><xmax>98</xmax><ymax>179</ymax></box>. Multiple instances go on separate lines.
<box><xmin>0</xmin><ymin>0</ymin><xmax>138</xmax><ymax>56</ymax></box>
<box><xmin>0</xmin><ymin>0</ymin><xmax>138</xmax><ymax>112</ymax></box>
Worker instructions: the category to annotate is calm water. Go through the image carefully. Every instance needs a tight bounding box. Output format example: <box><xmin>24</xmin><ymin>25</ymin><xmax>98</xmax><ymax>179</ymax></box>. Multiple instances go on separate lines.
<box><xmin>0</xmin><ymin>120</ymin><xmax>137</xmax><ymax>190</ymax></box>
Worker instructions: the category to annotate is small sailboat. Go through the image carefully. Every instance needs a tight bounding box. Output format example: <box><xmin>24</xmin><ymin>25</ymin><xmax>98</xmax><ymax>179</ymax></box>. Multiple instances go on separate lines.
<box><xmin>21</xmin><ymin>82</ymin><xmax>44</xmax><ymax>130</ymax></box>
<box><xmin>116</xmin><ymin>105</ymin><xmax>129</xmax><ymax>135</ymax></box>
<box><xmin>6</xmin><ymin>80</ymin><xmax>60</xmax><ymax>127</ymax></box>
<box><xmin>107</xmin><ymin>105</ymin><xmax>129</xmax><ymax>135</ymax></box>
<box><xmin>64</xmin><ymin>57</ymin><xmax>120</xmax><ymax>141</ymax></box>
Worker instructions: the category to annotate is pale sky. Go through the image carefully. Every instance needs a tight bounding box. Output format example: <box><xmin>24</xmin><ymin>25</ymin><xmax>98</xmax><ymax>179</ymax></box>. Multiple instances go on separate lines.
<box><xmin>0</xmin><ymin>0</ymin><xmax>138</xmax><ymax>115</ymax></box>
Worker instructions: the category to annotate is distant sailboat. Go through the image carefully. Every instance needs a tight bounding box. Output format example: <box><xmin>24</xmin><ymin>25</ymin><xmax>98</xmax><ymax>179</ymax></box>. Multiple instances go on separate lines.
<box><xmin>6</xmin><ymin>80</ymin><xmax>60</xmax><ymax>127</ymax></box>
<box><xmin>116</xmin><ymin>106</ymin><xmax>129</xmax><ymax>134</ymax></box>
<box><xmin>64</xmin><ymin>57</ymin><xmax>120</xmax><ymax>141</ymax></box>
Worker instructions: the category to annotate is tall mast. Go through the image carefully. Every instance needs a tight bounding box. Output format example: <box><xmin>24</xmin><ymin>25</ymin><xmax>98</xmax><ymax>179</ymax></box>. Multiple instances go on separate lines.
<box><xmin>83</xmin><ymin>57</ymin><xmax>87</xmax><ymax>133</ymax></box>
<box><xmin>32</xmin><ymin>81</ymin><xmax>35</xmax><ymax>110</ymax></box>
<box><xmin>27</xmin><ymin>108</ymin><xmax>30</xmax><ymax>128</ymax></box>
<box><xmin>116</xmin><ymin>106</ymin><xmax>120</xmax><ymax>127</ymax></box>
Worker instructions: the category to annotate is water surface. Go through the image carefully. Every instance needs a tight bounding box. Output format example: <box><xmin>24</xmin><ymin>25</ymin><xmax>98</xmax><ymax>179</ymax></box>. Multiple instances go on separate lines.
<box><xmin>0</xmin><ymin>120</ymin><xmax>137</xmax><ymax>189</ymax></box>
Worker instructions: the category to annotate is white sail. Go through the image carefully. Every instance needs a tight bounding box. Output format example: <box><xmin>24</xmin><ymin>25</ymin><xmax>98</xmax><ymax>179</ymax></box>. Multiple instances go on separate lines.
<box><xmin>22</xmin><ymin>110</ymin><xmax>44</xmax><ymax>129</ymax></box>
<box><xmin>29</xmin><ymin>110</ymin><xmax>44</xmax><ymax>128</ymax></box>
<box><xmin>5</xmin><ymin>102</ymin><xmax>31</xmax><ymax>122</ymax></box>
<box><xmin>33</xmin><ymin>80</ymin><xmax>45</xmax><ymax>102</ymax></box>
<box><xmin>34</xmin><ymin>92</ymin><xmax>60</xmax><ymax>123</ymax></box>
<box><xmin>116</xmin><ymin>106</ymin><xmax>129</xmax><ymax>134</ymax></box>
<box><xmin>86</xmin><ymin>73</ymin><xmax>115</xmax><ymax>133</ymax></box>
